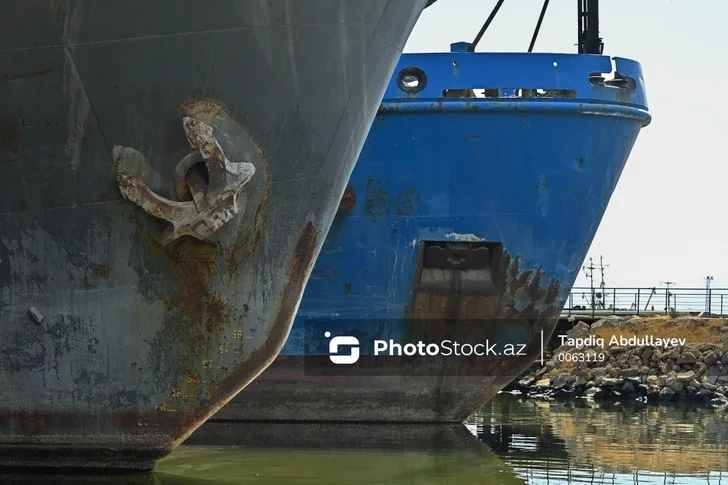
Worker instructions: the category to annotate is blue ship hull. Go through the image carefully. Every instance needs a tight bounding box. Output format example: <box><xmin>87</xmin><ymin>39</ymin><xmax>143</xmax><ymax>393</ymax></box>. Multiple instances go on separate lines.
<box><xmin>214</xmin><ymin>47</ymin><xmax>651</xmax><ymax>422</ymax></box>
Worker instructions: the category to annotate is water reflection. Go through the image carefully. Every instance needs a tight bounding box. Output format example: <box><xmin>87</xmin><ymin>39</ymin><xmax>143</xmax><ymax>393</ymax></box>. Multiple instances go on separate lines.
<box><xmin>0</xmin><ymin>423</ymin><xmax>523</xmax><ymax>485</ymax></box>
<box><xmin>469</xmin><ymin>395</ymin><xmax>728</xmax><ymax>484</ymax></box>
<box><xmin>2</xmin><ymin>397</ymin><xmax>727</xmax><ymax>484</ymax></box>
<box><xmin>156</xmin><ymin>422</ymin><xmax>521</xmax><ymax>484</ymax></box>
<box><xmin>0</xmin><ymin>472</ymin><xmax>160</xmax><ymax>485</ymax></box>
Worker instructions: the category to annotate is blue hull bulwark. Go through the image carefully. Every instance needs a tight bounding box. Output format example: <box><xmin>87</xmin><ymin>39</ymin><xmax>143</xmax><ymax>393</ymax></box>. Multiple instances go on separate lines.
<box><xmin>0</xmin><ymin>0</ymin><xmax>428</xmax><ymax>469</ymax></box>
<box><xmin>215</xmin><ymin>45</ymin><xmax>651</xmax><ymax>423</ymax></box>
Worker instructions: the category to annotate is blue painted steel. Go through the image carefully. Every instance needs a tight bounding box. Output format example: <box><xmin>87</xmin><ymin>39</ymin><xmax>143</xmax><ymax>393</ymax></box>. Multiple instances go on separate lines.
<box><xmin>287</xmin><ymin>48</ymin><xmax>651</xmax><ymax>355</ymax></box>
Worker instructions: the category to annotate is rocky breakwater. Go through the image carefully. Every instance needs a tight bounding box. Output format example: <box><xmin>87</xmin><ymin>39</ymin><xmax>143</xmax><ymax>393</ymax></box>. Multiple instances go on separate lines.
<box><xmin>510</xmin><ymin>316</ymin><xmax>728</xmax><ymax>408</ymax></box>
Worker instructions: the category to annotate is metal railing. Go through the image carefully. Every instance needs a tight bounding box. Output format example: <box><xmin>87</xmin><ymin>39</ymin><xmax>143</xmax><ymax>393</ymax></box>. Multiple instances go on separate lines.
<box><xmin>564</xmin><ymin>286</ymin><xmax>728</xmax><ymax>318</ymax></box>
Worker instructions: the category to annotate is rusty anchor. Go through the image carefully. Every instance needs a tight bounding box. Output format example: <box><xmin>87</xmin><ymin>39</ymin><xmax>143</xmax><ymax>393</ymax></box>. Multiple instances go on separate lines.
<box><xmin>115</xmin><ymin>117</ymin><xmax>256</xmax><ymax>245</ymax></box>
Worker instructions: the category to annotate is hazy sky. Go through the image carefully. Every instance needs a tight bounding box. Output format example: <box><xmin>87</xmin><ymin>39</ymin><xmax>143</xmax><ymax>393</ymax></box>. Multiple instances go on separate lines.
<box><xmin>402</xmin><ymin>0</ymin><xmax>725</xmax><ymax>291</ymax></box>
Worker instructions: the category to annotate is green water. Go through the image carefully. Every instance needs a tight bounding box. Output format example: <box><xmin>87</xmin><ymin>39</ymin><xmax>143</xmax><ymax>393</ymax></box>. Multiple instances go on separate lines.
<box><xmin>3</xmin><ymin>395</ymin><xmax>728</xmax><ymax>484</ymax></box>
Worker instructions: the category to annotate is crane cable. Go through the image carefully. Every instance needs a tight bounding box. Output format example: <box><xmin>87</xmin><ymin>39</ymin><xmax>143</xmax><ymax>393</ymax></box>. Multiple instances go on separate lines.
<box><xmin>468</xmin><ymin>0</ymin><xmax>551</xmax><ymax>53</ymax></box>
<box><xmin>468</xmin><ymin>0</ymin><xmax>506</xmax><ymax>52</ymax></box>
<box><xmin>528</xmin><ymin>0</ymin><xmax>550</xmax><ymax>52</ymax></box>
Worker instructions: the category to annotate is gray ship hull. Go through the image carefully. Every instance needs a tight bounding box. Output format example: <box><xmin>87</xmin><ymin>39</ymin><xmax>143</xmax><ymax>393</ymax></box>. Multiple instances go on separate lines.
<box><xmin>0</xmin><ymin>0</ymin><xmax>427</xmax><ymax>470</ymax></box>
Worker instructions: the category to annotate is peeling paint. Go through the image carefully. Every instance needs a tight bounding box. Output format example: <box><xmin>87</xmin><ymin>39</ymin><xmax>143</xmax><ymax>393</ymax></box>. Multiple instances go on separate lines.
<box><xmin>445</xmin><ymin>232</ymin><xmax>484</xmax><ymax>242</ymax></box>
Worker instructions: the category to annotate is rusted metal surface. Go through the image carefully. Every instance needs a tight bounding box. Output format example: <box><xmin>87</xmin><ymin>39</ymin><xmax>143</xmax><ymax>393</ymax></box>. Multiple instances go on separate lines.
<box><xmin>216</xmin><ymin>247</ymin><xmax>562</xmax><ymax>423</ymax></box>
<box><xmin>116</xmin><ymin>118</ymin><xmax>256</xmax><ymax>246</ymax></box>
<box><xmin>0</xmin><ymin>0</ymin><xmax>429</xmax><ymax>470</ymax></box>
<box><xmin>364</xmin><ymin>178</ymin><xmax>420</xmax><ymax>217</ymax></box>
<box><xmin>170</xmin><ymin>220</ymin><xmax>318</xmax><ymax>446</ymax></box>
<box><xmin>337</xmin><ymin>185</ymin><xmax>356</xmax><ymax>214</ymax></box>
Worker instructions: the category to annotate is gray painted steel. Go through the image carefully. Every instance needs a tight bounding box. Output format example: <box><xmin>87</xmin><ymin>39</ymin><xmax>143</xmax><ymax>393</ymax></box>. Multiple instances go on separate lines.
<box><xmin>0</xmin><ymin>0</ymin><xmax>427</xmax><ymax>470</ymax></box>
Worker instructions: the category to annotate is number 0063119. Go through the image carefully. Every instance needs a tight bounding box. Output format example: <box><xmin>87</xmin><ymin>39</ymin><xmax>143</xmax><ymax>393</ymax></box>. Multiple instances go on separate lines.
<box><xmin>556</xmin><ymin>352</ymin><xmax>606</xmax><ymax>363</ymax></box>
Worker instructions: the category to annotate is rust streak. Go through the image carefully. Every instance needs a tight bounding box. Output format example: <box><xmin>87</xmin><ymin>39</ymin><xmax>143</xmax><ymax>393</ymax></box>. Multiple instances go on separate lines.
<box><xmin>337</xmin><ymin>185</ymin><xmax>356</xmax><ymax>214</ymax></box>
<box><xmin>161</xmin><ymin>238</ymin><xmax>227</xmax><ymax>335</ymax></box>
<box><xmin>179</xmin><ymin>98</ymin><xmax>232</xmax><ymax>120</ymax></box>
<box><xmin>93</xmin><ymin>264</ymin><xmax>110</xmax><ymax>279</ymax></box>
<box><xmin>172</xmin><ymin>221</ymin><xmax>318</xmax><ymax>445</ymax></box>
<box><xmin>411</xmin><ymin>247</ymin><xmax>562</xmax><ymax>383</ymax></box>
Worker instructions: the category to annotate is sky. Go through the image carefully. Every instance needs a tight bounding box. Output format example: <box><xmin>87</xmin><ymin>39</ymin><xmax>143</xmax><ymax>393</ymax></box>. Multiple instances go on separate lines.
<box><xmin>402</xmin><ymin>0</ymin><xmax>727</xmax><ymax>291</ymax></box>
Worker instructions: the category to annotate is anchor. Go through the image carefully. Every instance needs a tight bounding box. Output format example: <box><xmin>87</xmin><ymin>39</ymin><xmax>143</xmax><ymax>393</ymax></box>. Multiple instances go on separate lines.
<box><xmin>115</xmin><ymin>117</ymin><xmax>256</xmax><ymax>245</ymax></box>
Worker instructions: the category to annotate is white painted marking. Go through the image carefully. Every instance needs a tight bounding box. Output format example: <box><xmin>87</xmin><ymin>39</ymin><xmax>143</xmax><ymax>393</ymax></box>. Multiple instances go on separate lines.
<box><xmin>445</xmin><ymin>233</ymin><xmax>484</xmax><ymax>242</ymax></box>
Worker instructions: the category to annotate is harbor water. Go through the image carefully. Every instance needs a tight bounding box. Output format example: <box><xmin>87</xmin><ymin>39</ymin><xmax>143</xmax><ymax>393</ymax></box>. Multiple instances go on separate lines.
<box><xmin>3</xmin><ymin>394</ymin><xmax>727</xmax><ymax>484</ymax></box>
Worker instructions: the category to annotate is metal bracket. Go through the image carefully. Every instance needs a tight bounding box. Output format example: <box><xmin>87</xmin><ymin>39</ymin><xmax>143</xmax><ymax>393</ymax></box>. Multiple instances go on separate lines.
<box><xmin>417</xmin><ymin>241</ymin><xmax>502</xmax><ymax>296</ymax></box>
<box><xmin>115</xmin><ymin>117</ymin><xmax>255</xmax><ymax>245</ymax></box>
<box><xmin>423</xmin><ymin>242</ymin><xmax>491</xmax><ymax>270</ymax></box>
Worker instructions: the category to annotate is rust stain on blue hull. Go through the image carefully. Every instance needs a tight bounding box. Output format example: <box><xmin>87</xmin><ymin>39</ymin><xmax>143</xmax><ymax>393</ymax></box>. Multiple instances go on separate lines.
<box><xmin>214</xmin><ymin>48</ymin><xmax>651</xmax><ymax>423</ymax></box>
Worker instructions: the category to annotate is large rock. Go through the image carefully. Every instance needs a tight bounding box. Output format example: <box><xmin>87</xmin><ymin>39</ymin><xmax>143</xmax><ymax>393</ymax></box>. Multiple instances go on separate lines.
<box><xmin>663</xmin><ymin>349</ymin><xmax>678</xmax><ymax>360</ymax></box>
<box><xmin>702</xmin><ymin>380</ymin><xmax>719</xmax><ymax>391</ymax></box>
<box><xmin>677</xmin><ymin>371</ymin><xmax>696</xmax><ymax>382</ymax></box>
<box><xmin>551</xmin><ymin>374</ymin><xmax>573</xmax><ymax>389</ymax></box>
<box><xmin>659</xmin><ymin>387</ymin><xmax>677</xmax><ymax>401</ymax></box>
<box><xmin>666</xmin><ymin>376</ymin><xmax>685</xmax><ymax>393</ymax></box>
<box><xmin>686</xmin><ymin>378</ymin><xmax>701</xmax><ymax>391</ymax></box>
<box><xmin>591</xmin><ymin>316</ymin><xmax>621</xmax><ymax>330</ymax></box>
<box><xmin>621</xmin><ymin>367</ymin><xmax>641</xmax><ymax>378</ymax></box>
<box><xmin>704</xmin><ymin>351</ymin><xmax>719</xmax><ymax>366</ymax></box>
<box><xmin>646</xmin><ymin>375</ymin><xmax>660</xmax><ymax>386</ymax></box>
<box><xmin>624</xmin><ymin>316</ymin><xmax>644</xmax><ymax>326</ymax></box>
<box><xmin>677</xmin><ymin>352</ymin><xmax>698</xmax><ymax>365</ymax></box>
<box><xmin>535</xmin><ymin>378</ymin><xmax>551</xmax><ymax>390</ymax></box>
<box><xmin>629</xmin><ymin>355</ymin><xmax>643</xmax><ymax>367</ymax></box>
<box><xmin>568</xmin><ymin>321</ymin><xmax>591</xmax><ymax>339</ymax></box>
<box><xmin>573</xmin><ymin>376</ymin><xmax>588</xmax><ymax>388</ymax></box>
<box><xmin>697</xmin><ymin>343</ymin><xmax>719</xmax><ymax>352</ymax></box>
<box><xmin>704</xmin><ymin>374</ymin><xmax>720</xmax><ymax>385</ymax></box>
<box><xmin>596</xmin><ymin>377</ymin><xmax>623</xmax><ymax>387</ymax></box>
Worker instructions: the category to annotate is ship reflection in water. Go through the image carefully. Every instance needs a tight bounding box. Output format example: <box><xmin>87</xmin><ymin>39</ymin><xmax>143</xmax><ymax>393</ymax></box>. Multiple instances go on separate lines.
<box><xmin>471</xmin><ymin>394</ymin><xmax>728</xmax><ymax>484</ymax></box>
<box><xmin>2</xmin><ymin>395</ymin><xmax>728</xmax><ymax>484</ymax></box>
